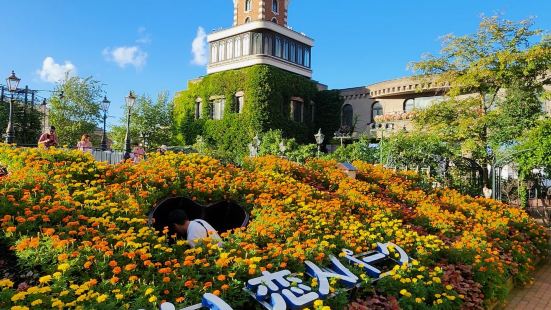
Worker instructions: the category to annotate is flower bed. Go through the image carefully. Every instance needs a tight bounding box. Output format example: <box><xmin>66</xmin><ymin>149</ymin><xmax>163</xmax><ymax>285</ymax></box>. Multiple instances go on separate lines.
<box><xmin>0</xmin><ymin>146</ymin><xmax>548</xmax><ymax>309</ymax></box>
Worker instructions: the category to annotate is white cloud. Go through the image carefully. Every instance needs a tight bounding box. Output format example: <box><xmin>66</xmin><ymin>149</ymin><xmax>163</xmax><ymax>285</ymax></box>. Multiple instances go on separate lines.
<box><xmin>37</xmin><ymin>57</ymin><xmax>76</xmax><ymax>83</ymax></box>
<box><xmin>103</xmin><ymin>46</ymin><xmax>148</xmax><ymax>69</ymax></box>
<box><xmin>136</xmin><ymin>27</ymin><xmax>152</xmax><ymax>44</ymax></box>
<box><xmin>191</xmin><ymin>27</ymin><xmax>208</xmax><ymax>66</ymax></box>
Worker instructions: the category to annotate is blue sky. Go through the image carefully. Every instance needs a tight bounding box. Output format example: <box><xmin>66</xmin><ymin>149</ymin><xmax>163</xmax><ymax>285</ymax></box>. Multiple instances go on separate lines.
<box><xmin>1</xmin><ymin>0</ymin><xmax>550</xmax><ymax>124</ymax></box>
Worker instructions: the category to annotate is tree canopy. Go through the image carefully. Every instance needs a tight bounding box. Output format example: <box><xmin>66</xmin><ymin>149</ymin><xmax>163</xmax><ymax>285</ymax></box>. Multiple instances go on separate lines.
<box><xmin>48</xmin><ymin>76</ymin><xmax>103</xmax><ymax>147</ymax></box>
<box><xmin>110</xmin><ymin>92</ymin><xmax>174</xmax><ymax>151</ymax></box>
<box><xmin>409</xmin><ymin>16</ymin><xmax>551</xmax><ymax>188</ymax></box>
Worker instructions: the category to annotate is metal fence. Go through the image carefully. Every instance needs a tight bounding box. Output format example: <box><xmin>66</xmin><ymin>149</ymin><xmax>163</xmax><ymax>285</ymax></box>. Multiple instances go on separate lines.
<box><xmin>91</xmin><ymin>149</ymin><xmax>125</xmax><ymax>164</ymax></box>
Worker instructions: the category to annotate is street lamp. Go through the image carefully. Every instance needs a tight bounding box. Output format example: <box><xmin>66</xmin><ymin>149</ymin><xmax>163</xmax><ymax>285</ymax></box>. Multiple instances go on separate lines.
<box><xmin>123</xmin><ymin>91</ymin><xmax>136</xmax><ymax>160</ymax></box>
<box><xmin>371</xmin><ymin>122</ymin><xmax>394</xmax><ymax>165</ymax></box>
<box><xmin>279</xmin><ymin>139</ymin><xmax>287</xmax><ymax>157</ymax></box>
<box><xmin>5</xmin><ymin>71</ymin><xmax>21</xmax><ymax>144</ymax></box>
<box><xmin>100</xmin><ymin>96</ymin><xmax>110</xmax><ymax>151</ymax></box>
<box><xmin>40</xmin><ymin>98</ymin><xmax>47</xmax><ymax>133</ymax></box>
<box><xmin>248</xmin><ymin>134</ymin><xmax>261</xmax><ymax>157</ymax></box>
<box><xmin>314</xmin><ymin>128</ymin><xmax>325</xmax><ymax>157</ymax></box>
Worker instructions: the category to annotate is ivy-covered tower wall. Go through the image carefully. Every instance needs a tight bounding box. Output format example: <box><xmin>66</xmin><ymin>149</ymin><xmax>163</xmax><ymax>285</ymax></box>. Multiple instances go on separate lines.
<box><xmin>173</xmin><ymin>65</ymin><xmax>340</xmax><ymax>158</ymax></box>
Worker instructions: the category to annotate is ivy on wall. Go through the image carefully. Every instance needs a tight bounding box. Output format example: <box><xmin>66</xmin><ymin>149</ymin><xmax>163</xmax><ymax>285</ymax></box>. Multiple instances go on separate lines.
<box><xmin>173</xmin><ymin>65</ymin><xmax>342</xmax><ymax>160</ymax></box>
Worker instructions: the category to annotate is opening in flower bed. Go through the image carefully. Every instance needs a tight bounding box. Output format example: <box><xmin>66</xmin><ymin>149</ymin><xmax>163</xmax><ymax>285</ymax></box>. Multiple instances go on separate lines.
<box><xmin>148</xmin><ymin>197</ymin><xmax>249</xmax><ymax>236</ymax></box>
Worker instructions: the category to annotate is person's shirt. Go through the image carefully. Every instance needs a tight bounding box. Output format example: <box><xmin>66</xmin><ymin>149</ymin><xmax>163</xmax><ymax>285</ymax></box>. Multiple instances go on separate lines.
<box><xmin>77</xmin><ymin>141</ymin><xmax>93</xmax><ymax>153</ymax></box>
<box><xmin>187</xmin><ymin>219</ymin><xmax>221</xmax><ymax>247</ymax></box>
<box><xmin>38</xmin><ymin>133</ymin><xmax>58</xmax><ymax>147</ymax></box>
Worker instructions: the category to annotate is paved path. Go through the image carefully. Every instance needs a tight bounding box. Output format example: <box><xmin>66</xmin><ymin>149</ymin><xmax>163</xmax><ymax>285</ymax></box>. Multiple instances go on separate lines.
<box><xmin>504</xmin><ymin>261</ymin><xmax>551</xmax><ymax>310</ymax></box>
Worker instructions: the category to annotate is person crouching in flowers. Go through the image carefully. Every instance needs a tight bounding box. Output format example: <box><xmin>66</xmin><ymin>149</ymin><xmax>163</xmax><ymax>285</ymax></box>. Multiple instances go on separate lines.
<box><xmin>167</xmin><ymin>209</ymin><xmax>222</xmax><ymax>247</ymax></box>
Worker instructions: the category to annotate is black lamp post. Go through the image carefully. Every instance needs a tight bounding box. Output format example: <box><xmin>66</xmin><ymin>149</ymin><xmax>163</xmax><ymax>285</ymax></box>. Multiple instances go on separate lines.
<box><xmin>5</xmin><ymin>71</ymin><xmax>21</xmax><ymax>144</ymax></box>
<box><xmin>314</xmin><ymin>128</ymin><xmax>325</xmax><ymax>157</ymax></box>
<box><xmin>40</xmin><ymin>98</ymin><xmax>47</xmax><ymax>133</ymax></box>
<box><xmin>100</xmin><ymin>96</ymin><xmax>110</xmax><ymax>151</ymax></box>
<box><xmin>123</xmin><ymin>91</ymin><xmax>136</xmax><ymax>160</ymax></box>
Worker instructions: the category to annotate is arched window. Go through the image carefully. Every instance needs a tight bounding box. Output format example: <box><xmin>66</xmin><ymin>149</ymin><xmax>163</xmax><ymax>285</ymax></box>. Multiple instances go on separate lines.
<box><xmin>243</xmin><ymin>33</ymin><xmax>250</xmax><ymax>55</ymax></box>
<box><xmin>234</xmin><ymin>36</ymin><xmax>242</xmax><ymax>57</ymax></box>
<box><xmin>211</xmin><ymin>44</ymin><xmax>218</xmax><ymax>63</ymax></box>
<box><xmin>218</xmin><ymin>41</ymin><xmax>225</xmax><ymax>61</ymax></box>
<box><xmin>372</xmin><ymin>102</ymin><xmax>383</xmax><ymax>122</ymax></box>
<box><xmin>244</xmin><ymin>17</ymin><xmax>251</xmax><ymax>23</ymax></box>
<box><xmin>271</xmin><ymin>17</ymin><xmax>278</xmax><ymax>24</ymax></box>
<box><xmin>245</xmin><ymin>0</ymin><xmax>252</xmax><ymax>12</ymax></box>
<box><xmin>341</xmin><ymin>104</ymin><xmax>353</xmax><ymax>128</ymax></box>
<box><xmin>272</xmin><ymin>0</ymin><xmax>279</xmax><ymax>13</ymax></box>
<box><xmin>404</xmin><ymin>99</ymin><xmax>415</xmax><ymax>112</ymax></box>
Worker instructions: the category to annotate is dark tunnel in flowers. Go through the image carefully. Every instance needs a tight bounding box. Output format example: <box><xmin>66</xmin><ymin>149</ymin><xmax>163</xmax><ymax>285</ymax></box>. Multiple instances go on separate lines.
<box><xmin>148</xmin><ymin>197</ymin><xmax>249</xmax><ymax>237</ymax></box>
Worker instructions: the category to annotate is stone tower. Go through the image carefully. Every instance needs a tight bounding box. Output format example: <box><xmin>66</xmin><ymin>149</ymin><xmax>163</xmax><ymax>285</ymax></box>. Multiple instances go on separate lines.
<box><xmin>233</xmin><ymin>0</ymin><xmax>290</xmax><ymax>27</ymax></box>
<box><xmin>207</xmin><ymin>0</ymin><xmax>312</xmax><ymax>78</ymax></box>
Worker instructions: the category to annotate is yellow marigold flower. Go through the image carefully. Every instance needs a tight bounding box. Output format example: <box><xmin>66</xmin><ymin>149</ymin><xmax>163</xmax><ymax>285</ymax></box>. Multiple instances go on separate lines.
<box><xmin>11</xmin><ymin>292</ymin><xmax>27</xmax><ymax>302</ymax></box>
<box><xmin>0</xmin><ymin>278</ymin><xmax>14</xmax><ymax>288</ymax></box>
<box><xmin>145</xmin><ymin>288</ymin><xmax>154</xmax><ymax>295</ymax></box>
<box><xmin>97</xmin><ymin>294</ymin><xmax>108</xmax><ymax>303</ymax></box>
<box><xmin>58</xmin><ymin>263</ymin><xmax>70</xmax><ymax>272</ymax></box>
<box><xmin>415</xmin><ymin>298</ymin><xmax>422</xmax><ymax>303</ymax></box>
<box><xmin>31</xmin><ymin>299</ymin><xmax>43</xmax><ymax>306</ymax></box>
<box><xmin>149</xmin><ymin>296</ymin><xmax>157</xmax><ymax>303</ymax></box>
<box><xmin>447</xmin><ymin>295</ymin><xmax>456</xmax><ymax>301</ymax></box>
<box><xmin>314</xmin><ymin>300</ymin><xmax>323</xmax><ymax>307</ymax></box>
<box><xmin>115</xmin><ymin>294</ymin><xmax>124</xmax><ymax>300</ymax></box>
<box><xmin>38</xmin><ymin>275</ymin><xmax>52</xmax><ymax>284</ymax></box>
<box><xmin>11</xmin><ymin>306</ymin><xmax>29</xmax><ymax>310</ymax></box>
<box><xmin>446</xmin><ymin>285</ymin><xmax>453</xmax><ymax>290</ymax></box>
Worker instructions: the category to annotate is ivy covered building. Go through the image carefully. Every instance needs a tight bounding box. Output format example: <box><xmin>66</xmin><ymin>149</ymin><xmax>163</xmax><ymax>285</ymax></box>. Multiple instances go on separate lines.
<box><xmin>174</xmin><ymin>0</ymin><xmax>341</xmax><ymax>157</ymax></box>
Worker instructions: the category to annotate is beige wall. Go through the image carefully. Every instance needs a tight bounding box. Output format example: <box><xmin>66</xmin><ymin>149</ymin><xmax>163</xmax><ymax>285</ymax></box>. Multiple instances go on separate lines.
<box><xmin>339</xmin><ymin>76</ymin><xmax>551</xmax><ymax>137</ymax></box>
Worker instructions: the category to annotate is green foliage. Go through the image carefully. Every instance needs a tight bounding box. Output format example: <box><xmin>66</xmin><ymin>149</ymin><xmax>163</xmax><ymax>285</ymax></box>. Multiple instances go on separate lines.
<box><xmin>409</xmin><ymin>16</ymin><xmax>551</xmax><ymax>189</ymax></box>
<box><xmin>0</xmin><ymin>98</ymin><xmax>42</xmax><ymax>145</ymax></box>
<box><xmin>516</xmin><ymin>118</ymin><xmax>551</xmax><ymax>177</ymax></box>
<box><xmin>382</xmin><ymin>131</ymin><xmax>452</xmax><ymax>170</ymax></box>
<box><xmin>173</xmin><ymin>65</ymin><xmax>341</xmax><ymax>162</ymax></box>
<box><xmin>327</xmin><ymin>136</ymin><xmax>378</xmax><ymax>164</ymax></box>
<box><xmin>48</xmin><ymin>76</ymin><xmax>103</xmax><ymax>147</ymax></box>
<box><xmin>110</xmin><ymin>92</ymin><xmax>174</xmax><ymax>151</ymax></box>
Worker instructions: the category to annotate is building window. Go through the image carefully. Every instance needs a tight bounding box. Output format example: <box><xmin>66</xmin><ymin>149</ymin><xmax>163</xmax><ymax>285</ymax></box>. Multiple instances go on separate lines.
<box><xmin>304</xmin><ymin>48</ymin><xmax>310</xmax><ymax>67</ymax></box>
<box><xmin>297</xmin><ymin>45</ymin><xmax>303</xmax><ymax>65</ymax></box>
<box><xmin>211</xmin><ymin>44</ymin><xmax>218</xmax><ymax>63</ymax></box>
<box><xmin>244</xmin><ymin>17</ymin><xmax>251</xmax><ymax>23</ymax></box>
<box><xmin>227</xmin><ymin>40</ymin><xmax>233</xmax><ymax>59</ymax></box>
<box><xmin>235</xmin><ymin>92</ymin><xmax>245</xmax><ymax>113</ymax></box>
<box><xmin>235</xmin><ymin>37</ymin><xmax>242</xmax><ymax>57</ymax></box>
<box><xmin>372</xmin><ymin>101</ymin><xmax>383</xmax><ymax>122</ymax></box>
<box><xmin>212</xmin><ymin>99</ymin><xmax>225</xmax><ymax>120</ymax></box>
<box><xmin>290</xmin><ymin>43</ymin><xmax>296</xmax><ymax>62</ymax></box>
<box><xmin>342</xmin><ymin>104</ymin><xmax>353</xmax><ymax>127</ymax></box>
<box><xmin>283</xmin><ymin>40</ymin><xmax>289</xmax><ymax>60</ymax></box>
<box><xmin>272</xmin><ymin>0</ymin><xmax>279</xmax><ymax>13</ymax></box>
<box><xmin>290</xmin><ymin>97</ymin><xmax>304</xmax><ymax>122</ymax></box>
<box><xmin>404</xmin><ymin>99</ymin><xmax>415</xmax><ymax>112</ymax></box>
<box><xmin>263</xmin><ymin>34</ymin><xmax>272</xmax><ymax>55</ymax></box>
<box><xmin>253</xmin><ymin>33</ymin><xmax>262</xmax><ymax>54</ymax></box>
<box><xmin>271</xmin><ymin>17</ymin><xmax>278</xmax><ymax>24</ymax></box>
<box><xmin>245</xmin><ymin>0</ymin><xmax>252</xmax><ymax>12</ymax></box>
<box><xmin>275</xmin><ymin>37</ymin><xmax>282</xmax><ymax>57</ymax></box>
<box><xmin>243</xmin><ymin>33</ymin><xmax>250</xmax><ymax>55</ymax></box>
<box><xmin>219</xmin><ymin>41</ymin><xmax>225</xmax><ymax>61</ymax></box>
<box><xmin>195</xmin><ymin>99</ymin><xmax>202</xmax><ymax>119</ymax></box>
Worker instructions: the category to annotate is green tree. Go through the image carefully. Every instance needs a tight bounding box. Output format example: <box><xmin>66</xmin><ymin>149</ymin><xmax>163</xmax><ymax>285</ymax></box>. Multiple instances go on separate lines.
<box><xmin>516</xmin><ymin>118</ymin><xmax>551</xmax><ymax>199</ymax></box>
<box><xmin>48</xmin><ymin>76</ymin><xmax>103</xmax><ymax>147</ymax></box>
<box><xmin>410</xmin><ymin>16</ymin><xmax>551</xmax><ymax>189</ymax></box>
<box><xmin>110</xmin><ymin>92</ymin><xmax>174</xmax><ymax>151</ymax></box>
